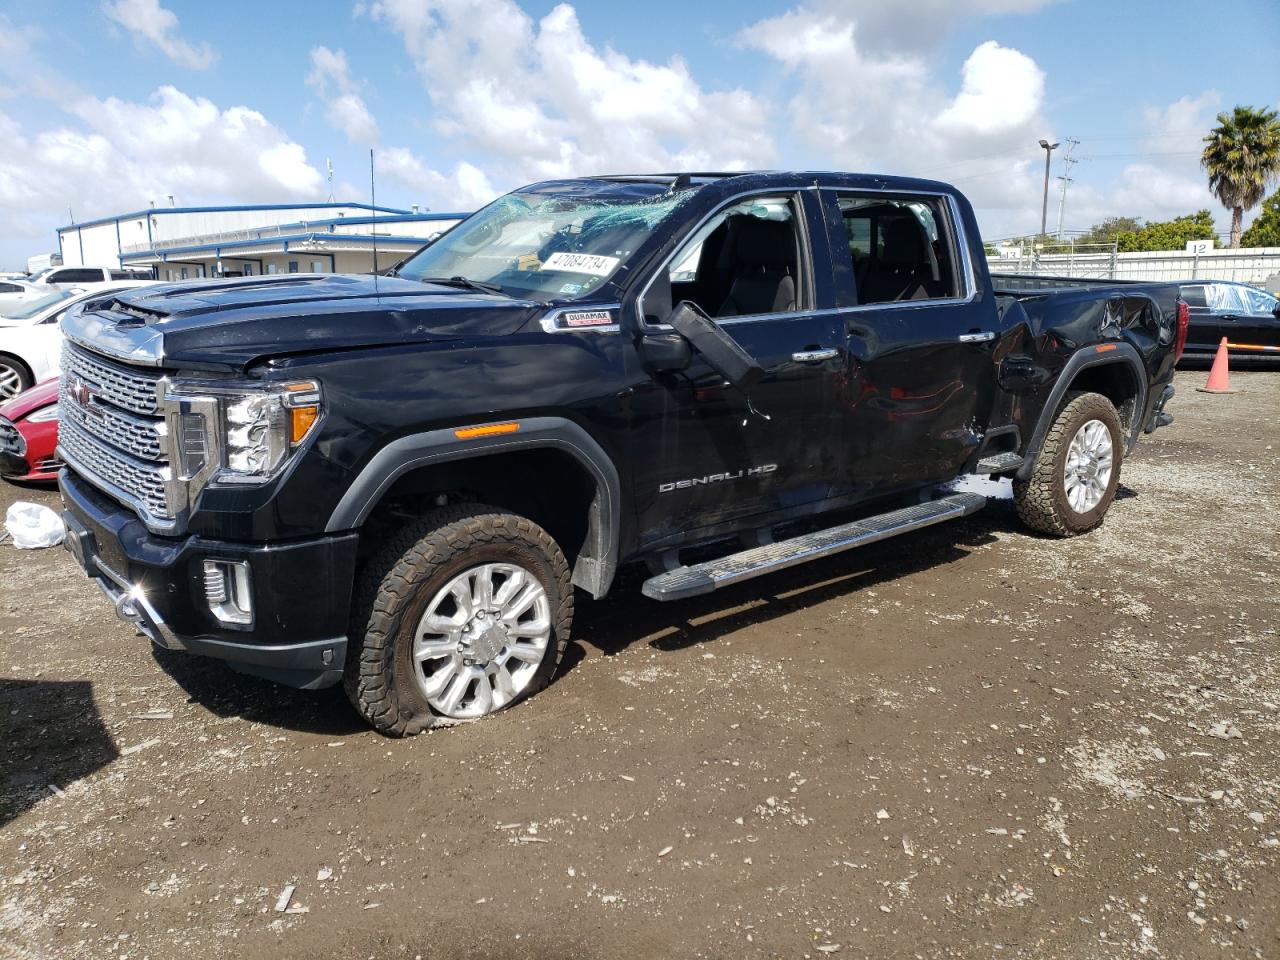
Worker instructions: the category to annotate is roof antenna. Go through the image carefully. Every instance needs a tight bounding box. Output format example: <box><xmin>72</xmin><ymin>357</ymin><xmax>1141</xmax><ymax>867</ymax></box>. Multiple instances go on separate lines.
<box><xmin>369</xmin><ymin>148</ymin><xmax>379</xmax><ymax>294</ymax></box>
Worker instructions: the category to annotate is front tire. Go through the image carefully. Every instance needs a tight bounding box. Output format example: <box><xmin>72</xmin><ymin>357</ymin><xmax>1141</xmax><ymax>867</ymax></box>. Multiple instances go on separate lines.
<box><xmin>1014</xmin><ymin>391</ymin><xmax>1123</xmax><ymax>537</ymax></box>
<box><xmin>0</xmin><ymin>355</ymin><xmax>33</xmax><ymax>401</ymax></box>
<box><xmin>345</xmin><ymin>504</ymin><xmax>573</xmax><ymax>736</ymax></box>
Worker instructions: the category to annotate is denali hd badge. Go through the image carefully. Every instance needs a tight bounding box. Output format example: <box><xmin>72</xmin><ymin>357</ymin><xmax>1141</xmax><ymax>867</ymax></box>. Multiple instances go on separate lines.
<box><xmin>659</xmin><ymin>464</ymin><xmax>777</xmax><ymax>493</ymax></box>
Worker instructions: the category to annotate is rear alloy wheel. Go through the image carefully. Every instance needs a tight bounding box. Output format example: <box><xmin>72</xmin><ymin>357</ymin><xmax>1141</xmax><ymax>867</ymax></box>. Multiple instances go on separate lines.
<box><xmin>1063</xmin><ymin>419</ymin><xmax>1114</xmax><ymax>513</ymax></box>
<box><xmin>0</xmin><ymin>358</ymin><xmax>32</xmax><ymax>400</ymax></box>
<box><xmin>1014</xmin><ymin>391</ymin><xmax>1123</xmax><ymax>536</ymax></box>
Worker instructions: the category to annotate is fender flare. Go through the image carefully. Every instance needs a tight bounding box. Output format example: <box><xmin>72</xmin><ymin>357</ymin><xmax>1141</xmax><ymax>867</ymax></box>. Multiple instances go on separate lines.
<box><xmin>326</xmin><ymin>416</ymin><xmax>621</xmax><ymax>598</ymax></box>
<box><xmin>1015</xmin><ymin>342</ymin><xmax>1148</xmax><ymax>481</ymax></box>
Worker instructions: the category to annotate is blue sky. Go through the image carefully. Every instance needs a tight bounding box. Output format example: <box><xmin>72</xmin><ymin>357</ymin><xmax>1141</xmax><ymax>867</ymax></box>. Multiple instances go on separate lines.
<box><xmin>0</xmin><ymin>0</ymin><xmax>1276</xmax><ymax>267</ymax></box>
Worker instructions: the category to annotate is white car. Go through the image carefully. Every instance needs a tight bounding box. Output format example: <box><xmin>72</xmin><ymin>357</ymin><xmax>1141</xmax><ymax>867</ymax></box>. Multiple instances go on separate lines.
<box><xmin>0</xmin><ymin>281</ymin><xmax>155</xmax><ymax>399</ymax></box>
<box><xmin>0</xmin><ymin>278</ymin><xmax>45</xmax><ymax>316</ymax></box>
<box><xmin>32</xmin><ymin>265</ymin><xmax>152</xmax><ymax>290</ymax></box>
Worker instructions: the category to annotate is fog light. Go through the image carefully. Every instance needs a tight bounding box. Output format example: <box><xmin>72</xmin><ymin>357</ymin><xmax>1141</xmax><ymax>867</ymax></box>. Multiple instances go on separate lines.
<box><xmin>202</xmin><ymin>559</ymin><xmax>253</xmax><ymax>625</ymax></box>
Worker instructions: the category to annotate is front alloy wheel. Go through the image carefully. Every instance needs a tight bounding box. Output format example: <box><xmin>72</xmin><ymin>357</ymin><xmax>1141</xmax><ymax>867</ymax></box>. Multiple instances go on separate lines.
<box><xmin>345</xmin><ymin>504</ymin><xmax>573</xmax><ymax>736</ymax></box>
<box><xmin>413</xmin><ymin>562</ymin><xmax>552</xmax><ymax>719</ymax></box>
<box><xmin>0</xmin><ymin>359</ymin><xmax>31</xmax><ymax>401</ymax></box>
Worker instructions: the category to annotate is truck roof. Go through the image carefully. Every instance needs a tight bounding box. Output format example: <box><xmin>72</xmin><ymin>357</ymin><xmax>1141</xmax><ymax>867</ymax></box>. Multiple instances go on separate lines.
<box><xmin>520</xmin><ymin>170</ymin><xmax>961</xmax><ymax>200</ymax></box>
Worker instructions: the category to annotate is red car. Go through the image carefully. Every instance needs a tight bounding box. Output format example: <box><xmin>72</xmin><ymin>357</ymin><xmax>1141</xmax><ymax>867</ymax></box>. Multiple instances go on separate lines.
<box><xmin>0</xmin><ymin>378</ymin><xmax>61</xmax><ymax>482</ymax></box>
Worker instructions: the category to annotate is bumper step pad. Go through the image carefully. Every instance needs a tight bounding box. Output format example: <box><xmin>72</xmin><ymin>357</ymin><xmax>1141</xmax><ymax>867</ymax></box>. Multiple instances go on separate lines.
<box><xmin>641</xmin><ymin>492</ymin><xmax>988</xmax><ymax>601</ymax></box>
<box><xmin>973</xmin><ymin>451</ymin><xmax>1025</xmax><ymax>474</ymax></box>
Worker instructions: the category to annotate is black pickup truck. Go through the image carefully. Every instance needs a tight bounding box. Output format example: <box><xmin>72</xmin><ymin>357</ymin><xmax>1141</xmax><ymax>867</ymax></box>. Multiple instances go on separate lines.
<box><xmin>57</xmin><ymin>171</ymin><xmax>1187</xmax><ymax>735</ymax></box>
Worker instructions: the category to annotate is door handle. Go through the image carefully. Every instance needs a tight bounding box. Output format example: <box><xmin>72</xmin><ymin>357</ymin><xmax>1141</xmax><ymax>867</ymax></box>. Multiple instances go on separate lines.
<box><xmin>959</xmin><ymin>331</ymin><xmax>995</xmax><ymax>343</ymax></box>
<box><xmin>791</xmin><ymin>348</ymin><xmax>838</xmax><ymax>362</ymax></box>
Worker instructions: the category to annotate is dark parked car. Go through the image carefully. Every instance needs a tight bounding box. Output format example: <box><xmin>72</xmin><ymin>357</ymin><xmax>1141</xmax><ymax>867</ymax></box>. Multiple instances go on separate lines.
<box><xmin>1179</xmin><ymin>281</ymin><xmax>1280</xmax><ymax>362</ymax></box>
<box><xmin>57</xmin><ymin>170</ymin><xmax>1185</xmax><ymax>735</ymax></box>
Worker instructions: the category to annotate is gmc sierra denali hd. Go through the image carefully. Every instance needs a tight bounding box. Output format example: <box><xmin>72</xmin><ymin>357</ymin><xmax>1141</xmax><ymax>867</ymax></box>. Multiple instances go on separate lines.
<box><xmin>57</xmin><ymin>171</ymin><xmax>1186</xmax><ymax>735</ymax></box>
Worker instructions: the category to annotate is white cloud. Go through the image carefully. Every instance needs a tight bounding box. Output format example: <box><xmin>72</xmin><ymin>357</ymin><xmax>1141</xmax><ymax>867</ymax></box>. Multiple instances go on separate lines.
<box><xmin>306</xmin><ymin>46</ymin><xmax>380</xmax><ymax>144</ymax></box>
<box><xmin>936</xmin><ymin>42</ymin><xmax>1045</xmax><ymax>136</ymax></box>
<box><xmin>102</xmin><ymin>0</ymin><xmax>217</xmax><ymax>70</ymax></box>
<box><xmin>739</xmin><ymin>6</ymin><xmax>1052</xmax><ymax>229</ymax></box>
<box><xmin>378</xmin><ymin>149</ymin><xmax>496</xmax><ymax>211</ymax></box>
<box><xmin>0</xmin><ymin>87</ymin><xmax>325</xmax><ymax>257</ymax></box>
<box><xmin>366</xmin><ymin>0</ymin><xmax>778</xmax><ymax>193</ymax></box>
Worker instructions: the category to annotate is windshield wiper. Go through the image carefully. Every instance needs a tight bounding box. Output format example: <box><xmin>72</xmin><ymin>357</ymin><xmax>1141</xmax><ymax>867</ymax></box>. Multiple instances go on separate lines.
<box><xmin>419</xmin><ymin>275</ymin><xmax>508</xmax><ymax>296</ymax></box>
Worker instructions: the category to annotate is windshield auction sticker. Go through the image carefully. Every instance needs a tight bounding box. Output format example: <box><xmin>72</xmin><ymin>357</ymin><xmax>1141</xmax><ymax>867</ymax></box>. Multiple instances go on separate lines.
<box><xmin>541</xmin><ymin>252</ymin><xmax>620</xmax><ymax>277</ymax></box>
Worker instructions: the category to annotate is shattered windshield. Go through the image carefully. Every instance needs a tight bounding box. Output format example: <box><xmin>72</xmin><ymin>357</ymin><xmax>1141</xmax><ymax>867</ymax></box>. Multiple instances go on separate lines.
<box><xmin>395</xmin><ymin>189</ymin><xmax>691</xmax><ymax>301</ymax></box>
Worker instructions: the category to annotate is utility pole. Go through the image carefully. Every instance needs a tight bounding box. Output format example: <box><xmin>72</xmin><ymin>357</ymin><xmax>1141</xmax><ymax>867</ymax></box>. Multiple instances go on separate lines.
<box><xmin>1038</xmin><ymin>138</ymin><xmax>1058</xmax><ymax>238</ymax></box>
<box><xmin>1054</xmin><ymin>138</ymin><xmax>1081</xmax><ymax>239</ymax></box>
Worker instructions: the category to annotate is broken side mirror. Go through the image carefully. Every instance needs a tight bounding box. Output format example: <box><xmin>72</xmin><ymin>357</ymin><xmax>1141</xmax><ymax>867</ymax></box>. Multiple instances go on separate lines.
<box><xmin>664</xmin><ymin>301</ymin><xmax>765</xmax><ymax>391</ymax></box>
<box><xmin>638</xmin><ymin>332</ymin><xmax>692</xmax><ymax>373</ymax></box>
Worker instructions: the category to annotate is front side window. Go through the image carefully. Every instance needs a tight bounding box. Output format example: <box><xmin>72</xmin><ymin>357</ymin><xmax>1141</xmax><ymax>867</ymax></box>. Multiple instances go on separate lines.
<box><xmin>655</xmin><ymin>195</ymin><xmax>805</xmax><ymax>320</ymax></box>
<box><xmin>1241</xmin><ymin>286</ymin><xmax>1279</xmax><ymax>316</ymax></box>
<box><xmin>396</xmin><ymin>188</ymin><xmax>693</xmax><ymax>302</ymax></box>
<box><xmin>835</xmin><ymin>195</ymin><xmax>960</xmax><ymax>305</ymax></box>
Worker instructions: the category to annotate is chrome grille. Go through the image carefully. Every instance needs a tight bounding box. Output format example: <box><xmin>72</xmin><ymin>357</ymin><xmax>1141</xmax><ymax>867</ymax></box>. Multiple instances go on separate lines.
<box><xmin>64</xmin><ymin>398</ymin><xmax>164</xmax><ymax>461</ymax></box>
<box><xmin>59</xmin><ymin>416</ymin><xmax>171</xmax><ymax>518</ymax></box>
<box><xmin>62</xmin><ymin>342</ymin><xmax>161</xmax><ymax>415</ymax></box>
<box><xmin>59</xmin><ymin>341</ymin><xmax>172</xmax><ymax>522</ymax></box>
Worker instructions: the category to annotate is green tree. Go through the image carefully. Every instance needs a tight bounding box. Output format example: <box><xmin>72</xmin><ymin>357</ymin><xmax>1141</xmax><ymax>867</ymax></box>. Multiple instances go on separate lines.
<box><xmin>1116</xmin><ymin>210</ymin><xmax>1217</xmax><ymax>252</ymax></box>
<box><xmin>1240</xmin><ymin>191</ymin><xmax>1280</xmax><ymax>247</ymax></box>
<box><xmin>1074</xmin><ymin>216</ymin><xmax>1143</xmax><ymax>246</ymax></box>
<box><xmin>1201</xmin><ymin>105</ymin><xmax>1280</xmax><ymax>247</ymax></box>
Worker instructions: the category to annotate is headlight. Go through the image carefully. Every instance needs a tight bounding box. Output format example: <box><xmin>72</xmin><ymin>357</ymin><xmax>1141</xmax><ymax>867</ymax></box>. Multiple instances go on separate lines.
<box><xmin>165</xmin><ymin>379</ymin><xmax>322</xmax><ymax>485</ymax></box>
<box><xmin>25</xmin><ymin>404</ymin><xmax>59</xmax><ymax>423</ymax></box>
<box><xmin>221</xmin><ymin>381</ymin><xmax>322</xmax><ymax>481</ymax></box>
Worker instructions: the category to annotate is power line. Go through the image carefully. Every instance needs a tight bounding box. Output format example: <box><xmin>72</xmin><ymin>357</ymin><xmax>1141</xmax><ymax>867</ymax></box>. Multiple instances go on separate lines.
<box><xmin>1055</xmin><ymin>138</ymin><xmax>1081</xmax><ymax>238</ymax></box>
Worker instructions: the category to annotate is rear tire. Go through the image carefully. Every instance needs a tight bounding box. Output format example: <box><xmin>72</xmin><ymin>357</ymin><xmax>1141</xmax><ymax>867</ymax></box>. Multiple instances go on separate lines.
<box><xmin>345</xmin><ymin>504</ymin><xmax>573</xmax><ymax>736</ymax></box>
<box><xmin>1014</xmin><ymin>391</ymin><xmax>1123</xmax><ymax>537</ymax></box>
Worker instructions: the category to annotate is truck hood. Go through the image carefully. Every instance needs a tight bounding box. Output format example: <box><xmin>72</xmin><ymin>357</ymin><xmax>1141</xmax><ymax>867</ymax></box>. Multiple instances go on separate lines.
<box><xmin>66</xmin><ymin>273</ymin><xmax>545</xmax><ymax>370</ymax></box>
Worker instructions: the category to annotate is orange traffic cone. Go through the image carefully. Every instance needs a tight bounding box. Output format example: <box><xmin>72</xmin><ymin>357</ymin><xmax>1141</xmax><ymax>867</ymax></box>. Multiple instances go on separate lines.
<box><xmin>1196</xmin><ymin>337</ymin><xmax>1235</xmax><ymax>394</ymax></box>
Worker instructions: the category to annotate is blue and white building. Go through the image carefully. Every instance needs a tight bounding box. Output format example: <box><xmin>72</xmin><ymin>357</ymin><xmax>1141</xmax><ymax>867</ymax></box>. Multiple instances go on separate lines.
<box><xmin>56</xmin><ymin>202</ymin><xmax>468</xmax><ymax>280</ymax></box>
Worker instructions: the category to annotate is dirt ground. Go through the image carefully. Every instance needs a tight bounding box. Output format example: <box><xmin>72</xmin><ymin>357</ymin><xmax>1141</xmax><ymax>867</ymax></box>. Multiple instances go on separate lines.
<box><xmin>1</xmin><ymin>370</ymin><xmax>1277</xmax><ymax>960</ymax></box>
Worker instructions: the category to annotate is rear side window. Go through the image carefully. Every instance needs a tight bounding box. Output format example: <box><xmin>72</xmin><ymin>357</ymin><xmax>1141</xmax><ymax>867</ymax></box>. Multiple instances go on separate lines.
<box><xmin>1207</xmin><ymin>284</ymin><xmax>1245</xmax><ymax>312</ymax></box>
<box><xmin>833</xmin><ymin>195</ymin><xmax>961</xmax><ymax>305</ymax></box>
<box><xmin>1179</xmin><ymin>284</ymin><xmax>1208</xmax><ymax>308</ymax></box>
<box><xmin>0</xmin><ymin>282</ymin><xmax>21</xmax><ymax>293</ymax></box>
<box><xmin>51</xmin><ymin>268</ymin><xmax>104</xmax><ymax>283</ymax></box>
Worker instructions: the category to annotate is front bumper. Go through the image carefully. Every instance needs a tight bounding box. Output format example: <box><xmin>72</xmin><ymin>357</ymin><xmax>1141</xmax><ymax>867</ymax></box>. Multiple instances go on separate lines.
<box><xmin>60</xmin><ymin>468</ymin><xmax>359</xmax><ymax>689</ymax></box>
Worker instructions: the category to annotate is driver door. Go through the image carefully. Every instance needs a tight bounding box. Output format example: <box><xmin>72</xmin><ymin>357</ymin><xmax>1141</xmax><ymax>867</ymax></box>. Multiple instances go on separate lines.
<box><xmin>626</xmin><ymin>191</ymin><xmax>846</xmax><ymax>549</ymax></box>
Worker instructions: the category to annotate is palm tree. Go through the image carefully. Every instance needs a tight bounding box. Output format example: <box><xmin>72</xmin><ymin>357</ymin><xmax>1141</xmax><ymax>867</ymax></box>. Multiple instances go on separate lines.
<box><xmin>1201</xmin><ymin>105</ymin><xmax>1280</xmax><ymax>247</ymax></box>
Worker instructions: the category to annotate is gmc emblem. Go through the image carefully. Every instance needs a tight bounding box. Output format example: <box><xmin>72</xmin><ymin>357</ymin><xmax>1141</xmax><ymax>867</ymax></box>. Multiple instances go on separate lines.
<box><xmin>66</xmin><ymin>375</ymin><xmax>101</xmax><ymax>417</ymax></box>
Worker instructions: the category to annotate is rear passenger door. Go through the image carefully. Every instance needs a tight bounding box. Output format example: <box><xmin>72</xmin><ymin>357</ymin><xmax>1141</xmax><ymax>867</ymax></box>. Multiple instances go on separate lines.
<box><xmin>819</xmin><ymin>190</ymin><xmax>999</xmax><ymax>495</ymax></box>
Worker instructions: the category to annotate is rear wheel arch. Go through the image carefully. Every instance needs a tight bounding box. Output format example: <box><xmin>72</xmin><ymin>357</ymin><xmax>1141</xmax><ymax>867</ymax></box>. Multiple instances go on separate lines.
<box><xmin>1017</xmin><ymin>345</ymin><xmax>1147</xmax><ymax>481</ymax></box>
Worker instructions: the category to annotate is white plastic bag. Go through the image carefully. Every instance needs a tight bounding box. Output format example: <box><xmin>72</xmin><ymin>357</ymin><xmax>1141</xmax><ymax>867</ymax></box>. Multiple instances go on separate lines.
<box><xmin>5</xmin><ymin>501</ymin><xmax>66</xmax><ymax>549</ymax></box>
